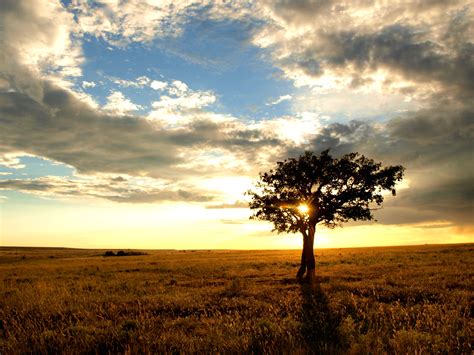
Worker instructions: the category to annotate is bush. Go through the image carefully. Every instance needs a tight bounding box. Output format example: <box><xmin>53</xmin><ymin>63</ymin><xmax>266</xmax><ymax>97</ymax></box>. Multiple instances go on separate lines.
<box><xmin>103</xmin><ymin>250</ymin><xmax>148</xmax><ymax>257</ymax></box>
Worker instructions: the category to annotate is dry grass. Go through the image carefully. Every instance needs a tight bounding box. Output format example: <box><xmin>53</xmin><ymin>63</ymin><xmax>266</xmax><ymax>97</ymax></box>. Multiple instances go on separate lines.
<box><xmin>0</xmin><ymin>244</ymin><xmax>472</xmax><ymax>353</ymax></box>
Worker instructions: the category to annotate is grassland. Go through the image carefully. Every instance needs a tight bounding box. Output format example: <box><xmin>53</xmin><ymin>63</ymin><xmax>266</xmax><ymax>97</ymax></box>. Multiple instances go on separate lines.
<box><xmin>0</xmin><ymin>244</ymin><xmax>472</xmax><ymax>353</ymax></box>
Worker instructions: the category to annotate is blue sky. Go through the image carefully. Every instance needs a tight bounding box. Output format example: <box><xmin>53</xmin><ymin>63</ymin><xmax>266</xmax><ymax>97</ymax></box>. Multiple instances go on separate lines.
<box><xmin>1</xmin><ymin>0</ymin><xmax>472</xmax><ymax>248</ymax></box>
<box><xmin>78</xmin><ymin>19</ymin><xmax>294</xmax><ymax>120</ymax></box>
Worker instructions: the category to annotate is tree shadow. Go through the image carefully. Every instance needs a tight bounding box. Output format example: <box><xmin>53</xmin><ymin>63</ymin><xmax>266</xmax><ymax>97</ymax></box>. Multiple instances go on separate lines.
<box><xmin>300</xmin><ymin>281</ymin><xmax>344</xmax><ymax>353</ymax></box>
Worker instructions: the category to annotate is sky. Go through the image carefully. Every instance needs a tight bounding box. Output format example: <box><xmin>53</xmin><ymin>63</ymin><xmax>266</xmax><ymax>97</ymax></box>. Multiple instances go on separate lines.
<box><xmin>0</xmin><ymin>0</ymin><xmax>473</xmax><ymax>249</ymax></box>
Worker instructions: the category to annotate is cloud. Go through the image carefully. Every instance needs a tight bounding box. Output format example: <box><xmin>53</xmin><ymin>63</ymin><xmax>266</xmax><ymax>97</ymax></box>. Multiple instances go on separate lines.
<box><xmin>0</xmin><ymin>72</ymin><xmax>285</xmax><ymax>182</ymax></box>
<box><xmin>68</xmin><ymin>0</ymin><xmax>257</xmax><ymax>46</ymax></box>
<box><xmin>152</xmin><ymin>92</ymin><xmax>216</xmax><ymax>110</ymax></box>
<box><xmin>69</xmin><ymin>0</ymin><xmax>197</xmax><ymax>44</ymax></box>
<box><xmin>300</xmin><ymin>99</ymin><xmax>474</xmax><ymax>226</ymax></box>
<box><xmin>243</xmin><ymin>0</ymin><xmax>474</xmax><ymax>228</ymax></box>
<box><xmin>0</xmin><ymin>153</ymin><xmax>26</xmax><ymax>169</ymax></box>
<box><xmin>1</xmin><ymin>0</ymin><xmax>472</xmax><ymax>230</ymax></box>
<box><xmin>82</xmin><ymin>81</ymin><xmax>96</xmax><ymax>89</ymax></box>
<box><xmin>169</xmin><ymin>80</ymin><xmax>189</xmax><ymax>95</ymax></box>
<box><xmin>253</xmin><ymin>1</ymin><xmax>473</xmax><ymax>97</ymax></box>
<box><xmin>220</xmin><ymin>219</ymin><xmax>247</xmax><ymax>225</ymax></box>
<box><xmin>152</xmin><ymin>92</ymin><xmax>215</xmax><ymax>111</ymax></box>
<box><xmin>112</xmin><ymin>76</ymin><xmax>151</xmax><ymax>88</ymax></box>
<box><xmin>252</xmin><ymin>113</ymin><xmax>323</xmax><ymax>144</ymax></box>
<box><xmin>148</xmin><ymin>84</ymin><xmax>217</xmax><ymax>124</ymax></box>
<box><xmin>315</xmin><ymin>23</ymin><xmax>473</xmax><ymax>95</ymax></box>
<box><xmin>103</xmin><ymin>91</ymin><xmax>142</xmax><ymax>114</ymax></box>
<box><xmin>0</xmin><ymin>175</ymin><xmax>214</xmax><ymax>203</ymax></box>
<box><xmin>150</xmin><ymin>80</ymin><xmax>168</xmax><ymax>91</ymax></box>
<box><xmin>206</xmin><ymin>201</ymin><xmax>248</xmax><ymax>209</ymax></box>
<box><xmin>0</xmin><ymin>0</ymin><xmax>83</xmax><ymax>83</ymax></box>
<box><xmin>266</xmin><ymin>94</ymin><xmax>292</xmax><ymax>106</ymax></box>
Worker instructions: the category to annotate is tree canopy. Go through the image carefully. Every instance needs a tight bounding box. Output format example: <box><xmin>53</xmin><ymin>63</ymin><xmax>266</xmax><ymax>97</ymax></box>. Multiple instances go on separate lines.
<box><xmin>248</xmin><ymin>150</ymin><xmax>404</xmax><ymax>232</ymax></box>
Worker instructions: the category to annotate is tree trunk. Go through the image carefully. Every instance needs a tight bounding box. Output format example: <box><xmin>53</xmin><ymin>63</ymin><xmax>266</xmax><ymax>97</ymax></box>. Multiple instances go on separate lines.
<box><xmin>304</xmin><ymin>224</ymin><xmax>316</xmax><ymax>286</ymax></box>
<box><xmin>296</xmin><ymin>225</ymin><xmax>317</xmax><ymax>285</ymax></box>
<box><xmin>296</xmin><ymin>234</ymin><xmax>307</xmax><ymax>283</ymax></box>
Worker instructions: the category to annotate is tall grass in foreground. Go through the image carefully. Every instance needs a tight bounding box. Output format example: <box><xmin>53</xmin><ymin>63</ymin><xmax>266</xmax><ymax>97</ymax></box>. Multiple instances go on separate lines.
<box><xmin>0</xmin><ymin>244</ymin><xmax>472</xmax><ymax>353</ymax></box>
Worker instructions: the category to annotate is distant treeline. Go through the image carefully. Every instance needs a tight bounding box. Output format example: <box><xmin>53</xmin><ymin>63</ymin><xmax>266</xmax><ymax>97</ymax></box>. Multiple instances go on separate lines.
<box><xmin>103</xmin><ymin>250</ymin><xmax>148</xmax><ymax>257</ymax></box>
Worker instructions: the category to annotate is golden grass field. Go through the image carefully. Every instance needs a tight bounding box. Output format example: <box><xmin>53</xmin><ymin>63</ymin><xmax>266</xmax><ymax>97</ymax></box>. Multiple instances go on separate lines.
<box><xmin>0</xmin><ymin>244</ymin><xmax>472</xmax><ymax>353</ymax></box>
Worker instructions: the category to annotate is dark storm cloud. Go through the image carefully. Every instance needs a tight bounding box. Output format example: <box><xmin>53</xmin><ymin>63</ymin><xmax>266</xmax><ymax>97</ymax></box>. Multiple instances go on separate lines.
<box><xmin>308</xmin><ymin>121</ymin><xmax>373</xmax><ymax>155</ymax></box>
<box><xmin>301</xmin><ymin>100</ymin><xmax>474</xmax><ymax>226</ymax></box>
<box><xmin>262</xmin><ymin>1</ymin><xmax>473</xmax><ymax>96</ymax></box>
<box><xmin>167</xmin><ymin>120</ymin><xmax>280</xmax><ymax>149</ymax></box>
<box><xmin>258</xmin><ymin>0</ymin><xmax>474</xmax><ymax>226</ymax></box>
<box><xmin>387</xmin><ymin>105</ymin><xmax>473</xmax><ymax>145</ymax></box>
<box><xmin>381</xmin><ymin>104</ymin><xmax>474</xmax><ymax>225</ymax></box>
<box><xmin>0</xmin><ymin>89</ymin><xmax>177</xmax><ymax>177</ymax></box>
<box><xmin>319</xmin><ymin>23</ymin><xmax>474</xmax><ymax>94</ymax></box>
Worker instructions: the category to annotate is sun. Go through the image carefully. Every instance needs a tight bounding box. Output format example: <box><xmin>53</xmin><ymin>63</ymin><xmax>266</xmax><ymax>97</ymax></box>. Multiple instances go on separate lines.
<box><xmin>297</xmin><ymin>204</ymin><xmax>309</xmax><ymax>214</ymax></box>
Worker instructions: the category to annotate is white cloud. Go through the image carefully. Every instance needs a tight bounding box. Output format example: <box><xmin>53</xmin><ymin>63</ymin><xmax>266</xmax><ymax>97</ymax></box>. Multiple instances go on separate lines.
<box><xmin>82</xmin><ymin>81</ymin><xmax>96</xmax><ymax>89</ymax></box>
<box><xmin>103</xmin><ymin>91</ymin><xmax>141</xmax><ymax>115</ymax></box>
<box><xmin>148</xmin><ymin>82</ymin><xmax>216</xmax><ymax>124</ymax></box>
<box><xmin>73</xmin><ymin>90</ymin><xmax>100</xmax><ymax>109</ymax></box>
<box><xmin>112</xmin><ymin>76</ymin><xmax>151</xmax><ymax>88</ymax></box>
<box><xmin>169</xmin><ymin>80</ymin><xmax>189</xmax><ymax>95</ymax></box>
<box><xmin>106</xmin><ymin>77</ymin><xmax>215</xmax><ymax>123</ymax></box>
<box><xmin>291</xmin><ymin>87</ymin><xmax>421</xmax><ymax>121</ymax></box>
<box><xmin>0</xmin><ymin>153</ymin><xmax>26</xmax><ymax>169</ymax></box>
<box><xmin>266</xmin><ymin>94</ymin><xmax>292</xmax><ymax>106</ymax></box>
<box><xmin>176</xmin><ymin>146</ymin><xmax>248</xmax><ymax>174</ymax></box>
<box><xmin>69</xmin><ymin>0</ymin><xmax>196</xmax><ymax>44</ymax></box>
<box><xmin>68</xmin><ymin>0</ymin><xmax>255</xmax><ymax>45</ymax></box>
<box><xmin>150</xmin><ymin>80</ymin><xmax>168</xmax><ymax>91</ymax></box>
<box><xmin>152</xmin><ymin>92</ymin><xmax>215</xmax><ymax>111</ymax></box>
<box><xmin>136</xmin><ymin>76</ymin><xmax>151</xmax><ymax>86</ymax></box>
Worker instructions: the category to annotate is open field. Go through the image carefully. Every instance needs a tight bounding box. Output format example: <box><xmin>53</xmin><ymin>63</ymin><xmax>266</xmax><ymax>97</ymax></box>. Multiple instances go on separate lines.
<box><xmin>0</xmin><ymin>244</ymin><xmax>472</xmax><ymax>353</ymax></box>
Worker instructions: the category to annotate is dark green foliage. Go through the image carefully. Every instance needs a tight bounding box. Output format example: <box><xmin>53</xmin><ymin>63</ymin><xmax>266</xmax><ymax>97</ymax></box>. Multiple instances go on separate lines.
<box><xmin>248</xmin><ymin>150</ymin><xmax>404</xmax><ymax>233</ymax></box>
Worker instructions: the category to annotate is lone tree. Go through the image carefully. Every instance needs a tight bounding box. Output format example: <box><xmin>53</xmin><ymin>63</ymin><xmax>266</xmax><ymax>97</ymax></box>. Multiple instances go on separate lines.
<box><xmin>247</xmin><ymin>150</ymin><xmax>404</xmax><ymax>285</ymax></box>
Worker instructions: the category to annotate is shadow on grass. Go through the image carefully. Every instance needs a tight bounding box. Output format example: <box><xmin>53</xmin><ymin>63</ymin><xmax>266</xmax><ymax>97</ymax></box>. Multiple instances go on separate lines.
<box><xmin>300</xmin><ymin>281</ymin><xmax>345</xmax><ymax>353</ymax></box>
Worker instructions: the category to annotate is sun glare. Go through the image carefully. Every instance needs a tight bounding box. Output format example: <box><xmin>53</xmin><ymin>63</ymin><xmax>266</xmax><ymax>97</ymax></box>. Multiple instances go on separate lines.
<box><xmin>297</xmin><ymin>204</ymin><xmax>309</xmax><ymax>214</ymax></box>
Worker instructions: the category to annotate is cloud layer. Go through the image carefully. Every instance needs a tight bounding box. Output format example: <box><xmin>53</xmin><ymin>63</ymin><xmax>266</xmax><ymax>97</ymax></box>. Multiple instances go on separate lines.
<box><xmin>0</xmin><ymin>175</ymin><xmax>213</xmax><ymax>203</ymax></box>
<box><xmin>302</xmin><ymin>101</ymin><xmax>474</xmax><ymax>225</ymax></box>
<box><xmin>0</xmin><ymin>79</ymin><xmax>283</xmax><ymax>178</ymax></box>
<box><xmin>1</xmin><ymin>0</ymin><xmax>472</xmax><ymax>230</ymax></box>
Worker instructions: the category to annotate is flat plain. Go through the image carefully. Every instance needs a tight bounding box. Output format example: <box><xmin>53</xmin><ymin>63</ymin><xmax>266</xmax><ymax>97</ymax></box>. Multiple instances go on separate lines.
<box><xmin>0</xmin><ymin>244</ymin><xmax>472</xmax><ymax>353</ymax></box>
